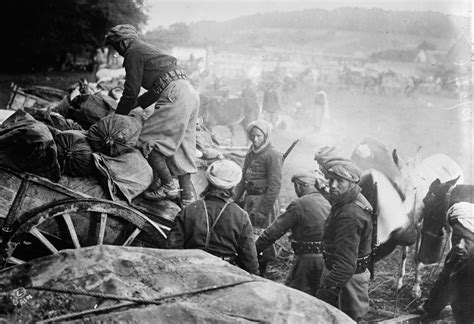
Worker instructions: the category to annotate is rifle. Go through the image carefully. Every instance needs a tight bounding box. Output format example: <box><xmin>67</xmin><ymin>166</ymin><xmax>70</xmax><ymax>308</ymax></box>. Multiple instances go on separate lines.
<box><xmin>369</xmin><ymin>181</ymin><xmax>379</xmax><ymax>280</ymax></box>
<box><xmin>282</xmin><ymin>139</ymin><xmax>300</xmax><ymax>162</ymax></box>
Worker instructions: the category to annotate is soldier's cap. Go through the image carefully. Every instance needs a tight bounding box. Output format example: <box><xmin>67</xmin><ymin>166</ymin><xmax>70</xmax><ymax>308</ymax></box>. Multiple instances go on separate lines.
<box><xmin>447</xmin><ymin>202</ymin><xmax>474</xmax><ymax>233</ymax></box>
<box><xmin>105</xmin><ymin>24</ymin><xmax>138</xmax><ymax>45</ymax></box>
<box><xmin>206</xmin><ymin>159</ymin><xmax>242</xmax><ymax>190</ymax></box>
<box><xmin>291</xmin><ymin>169</ymin><xmax>327</xmax><ymax>186</ymax></box>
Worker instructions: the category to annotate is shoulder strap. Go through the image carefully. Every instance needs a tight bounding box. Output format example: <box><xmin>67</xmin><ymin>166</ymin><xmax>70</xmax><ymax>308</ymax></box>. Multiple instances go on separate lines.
<box><xmin>203</xmin><ymin>200</ymin><xmax>231</xmax><ymax>250</ymax></box>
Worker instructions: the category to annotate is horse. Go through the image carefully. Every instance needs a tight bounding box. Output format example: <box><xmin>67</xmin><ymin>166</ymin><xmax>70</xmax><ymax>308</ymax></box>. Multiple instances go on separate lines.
<box><xmin>359</xmin><ymin>169</ymin><xmax>416</xmax><ymax>264</ymax></box>
<box><xmin>419</xmin><ymin>178</ymin><xmax>473</xmax><ymax>265</ymax></box>
<box><xmin>351</xmin><ymin>138</ymin><xmax>464</xmax><ymax>297</ymax></box>
<box><xmin>199</xmin><ymin>94</ymin><xmax>260</xmax><ymax>146</ymax></box>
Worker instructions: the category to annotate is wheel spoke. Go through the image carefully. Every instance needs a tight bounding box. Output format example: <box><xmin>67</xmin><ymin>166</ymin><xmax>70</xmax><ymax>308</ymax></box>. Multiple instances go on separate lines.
<box><xmin>63</xmin><ymin>213</ymin><xmax>81</xmax><ymax>249</ymax></box>
<box><xmin>98</xmin><ymin>213</ymin><xmax>107</xmax><ymax>245</ymax></box>
<box><xmin>8</xmin><ymin>256</ymin><xmax>25</xmax><ymax>265</ymax></box>
<box><xmin>122</xmin><ymin>228</ymin><xmax>141</xmax><ymax>246</ymax></box>
<box><xmin>30</xmin><ymin>227</ymin><xmax>58</xmax><ymax>254</ymax></box>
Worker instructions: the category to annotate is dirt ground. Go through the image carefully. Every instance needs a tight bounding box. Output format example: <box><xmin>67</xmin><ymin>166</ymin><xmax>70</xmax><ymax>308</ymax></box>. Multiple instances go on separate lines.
<box><xmin>223</xmin><ymin>83</ymin><xmax>469</xmax><ymax>320</ymax></box>
<box><xmin>0</xmin><ymin>72</ymin><xmax>470</xmax><ymax>321</ymax></box>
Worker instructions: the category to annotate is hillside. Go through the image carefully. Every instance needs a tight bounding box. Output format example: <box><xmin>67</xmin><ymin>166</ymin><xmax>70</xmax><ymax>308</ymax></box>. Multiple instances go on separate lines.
<box><xmin>182</xmin><ymin>7</ymin><xmax>469</xmax><ymax>57</ymax></box>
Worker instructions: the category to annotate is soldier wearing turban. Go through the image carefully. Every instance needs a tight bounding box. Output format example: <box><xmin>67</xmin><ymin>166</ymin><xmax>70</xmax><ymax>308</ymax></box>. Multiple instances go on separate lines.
<box><xmin>315</xmin><ymin>156</ymin><xmax>373</xmax><ymax>321</ymax></box>
<box><xmin>234</xmin><ymin>119</ymin><xmax>283</xmax><ymax>276</ymax></box>
<box><xmin>419</xmin><ymin>202</ymin><xmax>474</xmax><ymax>323</ymax></box>
<box><xmin>166</xmin><ymin>160</ymin><xmax>259</xmax><ymax>274</ymax></box>
<box><xmin>104</xmin><ymin>24</ymin><xmax>199</xmax><ymax>207</ymax></box>
<box><xmin>255</xmin><ymin>169</ymin><xmax>331</xmax><ymax>296</ymax></box>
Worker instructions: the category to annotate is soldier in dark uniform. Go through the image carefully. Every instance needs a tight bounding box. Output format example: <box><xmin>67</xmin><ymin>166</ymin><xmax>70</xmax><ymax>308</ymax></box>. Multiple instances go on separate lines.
<box><xmin>166</xmin><ymin>159</ymin><xmax>259</xmax><ymax>275</ymax></box>
<box><xmin>315</xmin><ymin>157</ymin><xmax>373</xmax><ymax>321</ymax></box>
<box><xmin>417</xmin><ymin>202</ymin><xmax>474</xmax><ymax>324</ymax></box>
<box><xmin>255</xmin><ymin>169</ymin><xmax>331</xmax><ymax>296</ymax></box>
<box><xmin>234</xmin><ymin>119</ymin><xmax>283</xmax><ymax>276</ymax></box>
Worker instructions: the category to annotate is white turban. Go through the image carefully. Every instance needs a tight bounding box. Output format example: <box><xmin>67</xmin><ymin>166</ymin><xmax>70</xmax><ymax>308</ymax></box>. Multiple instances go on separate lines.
<box><xmin>447</xmin><ymin>202</ymin><xmax>474</xmax><ymax>233</ymax></box>
<box><xmin>206</xmin><ymin>159</ymin><xmax>242</xmax><ymax>190</ymax></box>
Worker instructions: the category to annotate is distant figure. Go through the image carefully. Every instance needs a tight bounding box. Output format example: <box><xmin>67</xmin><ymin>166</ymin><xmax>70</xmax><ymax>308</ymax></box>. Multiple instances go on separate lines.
<box><xmin>262</xmin><ymin>81</ymin><xmax>281</xmax><ymax>127</ymax></box>
<box><xmin>314</xmin><ymin>89</ymin><xmax>330</xmax><ymax>132</ymax></box>
<box><xmin>241</xmin><ymin>79</ymin><xmax>258</xmax><ymax>104</ymax></box>
<box><xmin>93</xmin><ymin>47</ymin><xmax>108</xmax><ymax>73</ymax></box>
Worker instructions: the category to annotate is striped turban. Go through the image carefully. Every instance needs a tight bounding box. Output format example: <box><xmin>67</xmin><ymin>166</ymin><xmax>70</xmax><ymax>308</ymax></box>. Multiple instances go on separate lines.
<box><xmin>105</xmin><ymin>24</ymin><xmax>138</xmax><ymax>45</ymax></box>
<box><xmin>325</xmin><ymin>157</ymin><xmax>362</xmax><ymax>183</ymax></box>
<box><xmin>314</xmin><ymin>146</ymin><xmax>338</xmax><ymax>169</ymax></box>
<box><xmin>291</xmin><ymin>169</ymin><xmax>328</xmax><ymax>187</ymax></box>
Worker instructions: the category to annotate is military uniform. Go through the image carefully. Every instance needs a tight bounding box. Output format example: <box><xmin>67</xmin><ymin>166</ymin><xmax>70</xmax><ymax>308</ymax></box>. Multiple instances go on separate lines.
<box><xmin>234</xmin><ymin>142</ymin><xmax>282</xmax><ymax>273</ymax></box>
<box><xmin>256</xmin><ymin>190</ymin><xmax>330</xmax><ymax>295</ymax></box>
<box><xmin>318</xmin><ymin>185</ymin><xmax>373</xmax><ymax>321</ymax></box>
<box><xmin>166</xmin><ymin>189</ymin><xmax>259</xmax><ymax>275</ymax></box>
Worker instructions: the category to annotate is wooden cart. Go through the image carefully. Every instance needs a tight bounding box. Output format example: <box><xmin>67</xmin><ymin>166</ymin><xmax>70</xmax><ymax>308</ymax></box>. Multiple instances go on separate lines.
<box><xmin>0</xmin><ymin>166</ymin><xmax>179</xmax><ymax>268</ymax></box>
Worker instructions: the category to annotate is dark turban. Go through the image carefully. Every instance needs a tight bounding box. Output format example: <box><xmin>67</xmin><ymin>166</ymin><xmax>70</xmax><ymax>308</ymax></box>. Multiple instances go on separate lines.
<box><xmin>105</xmin><ymin>24</ymin><xmax>138</xmax><ymax>45</ymax></box>
<box><xmin>325</xmin><ymin>157</ymin><xmax>361</xmax><ymax>183</ymax></box>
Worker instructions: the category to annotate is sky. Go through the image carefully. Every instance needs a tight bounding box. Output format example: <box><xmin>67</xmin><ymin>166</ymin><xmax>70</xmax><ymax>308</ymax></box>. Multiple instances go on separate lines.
<box><xmin>143</xmin><ymin>0</ymin><xmax>472</xmax><ymax>30</ymax></box>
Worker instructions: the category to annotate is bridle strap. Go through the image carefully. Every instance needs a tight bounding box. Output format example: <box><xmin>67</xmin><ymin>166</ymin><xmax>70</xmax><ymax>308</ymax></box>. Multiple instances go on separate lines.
<box><xmin>443</xmin><ymin>183</ymin><xmax>456</xmax><ymax>215</ymax></box>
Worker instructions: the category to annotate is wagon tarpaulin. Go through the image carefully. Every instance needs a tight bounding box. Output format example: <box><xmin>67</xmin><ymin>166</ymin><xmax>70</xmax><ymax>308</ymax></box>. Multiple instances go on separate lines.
<box><xmin>0</xmin><ymin>245</ymin><xmax>354</xmax><ymax>323</ymax></box>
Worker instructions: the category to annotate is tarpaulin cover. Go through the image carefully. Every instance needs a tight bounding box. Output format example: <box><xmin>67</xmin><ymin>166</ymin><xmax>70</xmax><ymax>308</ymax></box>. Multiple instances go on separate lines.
<box><xmin>0</xmin><ymin>246</ymin><xmax>355</xmax><ymax>324</ymax></box>
<box><xmin>54</xmin><ymin>130</ymin><xmax>94</xmax><ymax>177</ymax></box>
<box><xmin>93</xmin><ymin>149</ymin><xmax>153</xmax><ymax>204</ymax></box>
<box><xmin>88</xmin><ymin>114</ymin><xmax>142</xmax><ymax>157</ymax></box>
<box><xmin>0</xmin><ymin>110</ymin><xmax>60</xmax><ymax>181</ymax></box>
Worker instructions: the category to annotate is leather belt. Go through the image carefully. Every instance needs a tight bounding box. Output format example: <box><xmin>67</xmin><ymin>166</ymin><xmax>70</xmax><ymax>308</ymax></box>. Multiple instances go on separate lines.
<box><xmin>291</xmin><ymin>241</ymin><xmax>322</xmax><ymax>255</ymax></box>
<box><xmin>153</xmin><ymin>69</ymin><xmax>187</xmax><ymax>97</ymax></box>
<box><xmin>246</xmin><ymin>188</ymin><xmax>267</xmax><ymax>195</ymax></box>
<box><xmin>323</xmin><ymin>252</ymin><xmax>371</xmax><ymax>274</ymax></box>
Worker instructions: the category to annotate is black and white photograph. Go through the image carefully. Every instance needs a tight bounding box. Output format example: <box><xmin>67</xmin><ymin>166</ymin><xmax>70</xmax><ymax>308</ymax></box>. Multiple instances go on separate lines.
<box><xmin>0</xmin><ymin>0</ymin><xmax>472</xmax><ymax>323</ymax></box>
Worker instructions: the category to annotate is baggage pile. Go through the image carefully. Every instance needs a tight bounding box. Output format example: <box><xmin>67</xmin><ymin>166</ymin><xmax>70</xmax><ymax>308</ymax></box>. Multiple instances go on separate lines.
<box><xmin>1</xmin><ymin>78</ymin><xmax>247</xmax><ymax>204</ymax></box>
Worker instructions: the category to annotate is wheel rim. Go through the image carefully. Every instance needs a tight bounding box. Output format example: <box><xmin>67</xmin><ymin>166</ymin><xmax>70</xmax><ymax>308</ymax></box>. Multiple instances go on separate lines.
<box><xmin>2</xmin><ymin>198</ymin><xmax>168</xmax><ymax>267</ymax></box>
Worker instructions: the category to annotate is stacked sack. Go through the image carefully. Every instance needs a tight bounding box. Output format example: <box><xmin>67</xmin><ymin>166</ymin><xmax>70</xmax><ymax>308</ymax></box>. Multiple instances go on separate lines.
<box><xmin>0</xmin><ymin>81</ymin><xmax>153</xmax><ymax>204</ymax></box>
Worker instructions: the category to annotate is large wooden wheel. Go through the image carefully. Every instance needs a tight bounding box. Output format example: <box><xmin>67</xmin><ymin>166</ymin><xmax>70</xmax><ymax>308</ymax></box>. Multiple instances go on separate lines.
<box><xmin>1</xmin><ymin>198</ymin><xmax>169</xmax><ymax>268</ymax></box>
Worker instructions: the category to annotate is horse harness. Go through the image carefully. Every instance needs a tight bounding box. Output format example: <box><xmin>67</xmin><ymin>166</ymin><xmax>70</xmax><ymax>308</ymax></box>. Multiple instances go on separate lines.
<box><xmin>443</xmin><ymin>183</ymin><xmax>457</xmax><ymax>214</ymax></box>
<box><xmin>202</xmin><ymin>200</ymin><xmax>237</xmax><ymax>264</ymax></box>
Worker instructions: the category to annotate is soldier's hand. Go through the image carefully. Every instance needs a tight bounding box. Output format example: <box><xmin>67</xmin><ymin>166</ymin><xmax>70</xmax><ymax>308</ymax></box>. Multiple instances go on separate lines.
<box><xmin>315</xmin><ymin>287</ymin><xmax>339</xmax><ymax>308</ymax></box>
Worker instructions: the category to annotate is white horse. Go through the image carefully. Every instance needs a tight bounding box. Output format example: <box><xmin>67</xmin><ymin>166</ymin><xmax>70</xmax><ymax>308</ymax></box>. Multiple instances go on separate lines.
<box><xmin>352</xmin><ymin>139</ymin><xmax>464</xmax><ymax>297</ymax></box>
<box><xmin>391</xmin><ymin>147</ymin><xmax>463</xmax><ymax>297</ymax></box>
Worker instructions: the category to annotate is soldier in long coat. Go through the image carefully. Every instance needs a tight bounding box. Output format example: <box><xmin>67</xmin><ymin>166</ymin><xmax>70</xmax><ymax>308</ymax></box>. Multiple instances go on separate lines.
<box><xmin>315</xmin><ymin>157</ymin><xmax>373</xmax><ymax>321</ymax></box>
<box><xmin>234</xmin><ymin>119</ymin><xmax>283</xmax><ymax>276</ymax></box>
<box><xmin>256</xmin><ymin>170</ymin><xmax>330</xmax><ymax>296</ymax></box>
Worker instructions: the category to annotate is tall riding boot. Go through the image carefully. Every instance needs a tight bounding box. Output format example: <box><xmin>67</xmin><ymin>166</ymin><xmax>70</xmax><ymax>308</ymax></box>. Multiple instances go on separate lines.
<box><xmin>143</xmin><ymin>150</ymin><xmax>179</xmax><ymax>201</ymax></box>
<box><xmin>178</xmin><ymin>173</ymin><xmax>195</xmax><ymax>207</ymax></box>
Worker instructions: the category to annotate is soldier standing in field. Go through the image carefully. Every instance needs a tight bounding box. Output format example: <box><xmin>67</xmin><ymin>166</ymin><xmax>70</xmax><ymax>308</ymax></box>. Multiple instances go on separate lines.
<box><xmin>315</xmin><ymin>157</ymin><xmax>373</xmax><ymax>321</ymax></box>
<box><xmin>234</xmin><ymin>119</ymin><xmax>283</xmax><ymax>276</ymax></box>
<box><xmin>255</xmin><ymin>169</ymin><xmax>330</xmax><ymax>296</ymax></box>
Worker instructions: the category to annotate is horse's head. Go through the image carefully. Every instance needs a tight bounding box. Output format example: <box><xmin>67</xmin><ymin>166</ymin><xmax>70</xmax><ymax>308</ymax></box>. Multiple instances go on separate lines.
<box><xmin>391</xmin><ymin>146</ymin><xmax>423</xmax><ymax>199</ymax></box>
<box><xmin>422</xmin><ymin>176</ymin><xmax>461</xmax><ymax>233</ymax></box>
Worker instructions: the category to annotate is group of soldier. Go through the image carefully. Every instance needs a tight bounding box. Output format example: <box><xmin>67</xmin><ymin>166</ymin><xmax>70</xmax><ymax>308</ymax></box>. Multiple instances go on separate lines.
<box><xmin>104</xmin><ymin>24</ymin><xmax>473</xmax><ymax>323</ymax></box>
<box><xmin>166</xmin><ymin>116</ymin><xmax>373</xmax><ymax>321</ymax></box>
